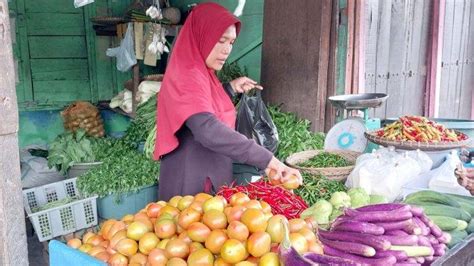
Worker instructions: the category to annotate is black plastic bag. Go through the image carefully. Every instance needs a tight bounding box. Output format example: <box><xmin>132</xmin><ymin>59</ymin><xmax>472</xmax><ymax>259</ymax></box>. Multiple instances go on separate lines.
<box><xmin>236</xmin><ymin>90</ymin><xmax>279</xmax><ymax>154</ymax></box>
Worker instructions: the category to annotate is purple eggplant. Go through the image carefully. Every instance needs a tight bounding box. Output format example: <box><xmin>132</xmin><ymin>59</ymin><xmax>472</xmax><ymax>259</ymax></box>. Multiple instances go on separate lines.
<box><xmin>417</xmin><ymin>236</ymin><xmax>432</xmax><ymax>247</ymax></box>
<box><xmin>415</xmin><ymin>257</ymin><xmax>425</xmax><ymax>264</ymax></box>
<box><xmin>345</xmin><ymin>208</ymin><xmax>413</xmax><ymax>222</ymax></box>
<box><xmin>429</xmin><ymin>223</ymin><xmax>444</xmax><ymax>239</ymax></box>
<box><xmin>357</xmin><ymin>203</ymin><xmax>411</xmax><ymax>212</ymax></box>
<box><xmin>437</xmin><ymin>232</ymin><xmax>451</xmax><ymax>244</ymax></box>
<box><xmin>406</xmin><ymin>258</ymin><xmax>417</xmax><ymax>263</ymax></box>
<box><xmin>278</xmin><ymin>219</ymin><xmax>317</xmax><ymax>265</ymax></box>
<box><xmin>331</xmin><ymin>220</ymin><xmax>385</xmax><ymax>235</ymax></box>
<box><xmin>375</xmin><ymin>219</ymin><xmax>414</xmax><ymax>231</ymax></box>
<box><xmin>394</xmin><ymin>263</ymin><xmax>421</xmax><ymax>266</ymax></box>
<box><xmin>323</xmin><ymin>245</ymin><xmax>397</xmax><ymax>266</ymax></box>
<box><xmin>413</xmin><ymin>217</ymin><xmax>430</xmax><ymax>236</ymax></box>
<box><xmin>373</xmin><ymin>250</ymin><xmax>408</xmax><ymax>261</ymax></box>
<box><xmin>404</xmin><ymin>222</ymin><xmax>422</xmax><ymax>235</ymax></box>
<box><xmin>378</xmin><ymin>235</ymin><xmax>419</xmax><ymax>246</ymax></box>
<box><xmin>433</xmin><ymin>244</ymin><xmax>446</xmax><ymax>256</ymax></box>
<box><xmin>319</xmin><ymin>237</ymin><xmax>376</xmax><ymax>257</ymax></box>
<box><xmin>318</xmin><ymin>230</ymin><xmax>391</xmax><ymax>251</ymax></box>
<box><xmin>385</xmin><ymin>230</ymin><xmax>409</xmax><ymax>236</ymax></box>
<box><xmin>410</xmin><ymin>206</ymin><xmax>424</xmax><ymax>217</ymax></box>
<box><xmin>427</xmin><ymin>235</ymin><xmax>439</xmax><ymax>245</ymax></box>
<box><xmin>302</xmin><ymin>253</ymin><xmax>363</xmax><ymax>265</ymax></box>
<box><xmin>424</xmin><ymin>255</ymin><xmax>435</xmax><ymax>262</ymax></box>
<box><xmin>419</xmin><ymin>214</ymin><xmax>434</xmax><ymax>227</ymax></box>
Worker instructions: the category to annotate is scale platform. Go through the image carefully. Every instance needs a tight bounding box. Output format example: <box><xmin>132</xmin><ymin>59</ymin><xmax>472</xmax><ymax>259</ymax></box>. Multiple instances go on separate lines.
<box><xmin>325</xmin><ymin>93</ymin><xmax>389</xmax><ymax>153</ymax></box>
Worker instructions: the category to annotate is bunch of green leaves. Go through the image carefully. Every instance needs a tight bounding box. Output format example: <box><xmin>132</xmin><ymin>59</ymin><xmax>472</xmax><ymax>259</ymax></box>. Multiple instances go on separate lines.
<box><xmin>122</xmin><ymin>95</ymin><xmax>157</xmax><ymax>147</ymax></box>
<box><xmin>294</xmin><ymin>173</ymin><xmax>347</xmax><ymax>206</ymax></box>
<box><xmin>268</xmin><ymin>105</ymin><xmax>325</xmax><ymax>160</ymax></box>
<box><xmin>217</xmin><ymin>62</ymin><xmax>248</xmax><ymax>84</ymax></box>
<box><xmin>297</xmin><ymin>152</ymin><xmax>350</xmax><ymax>168</ymax></box>
<box><xmin>77</xmin><ymin>141</ymin><xmax>160</xmax><ymax>199</ymax></box>
<box><xmin>47</xmin><ymin>129</ymin><xmax>98</xmax><ymax>175</ymax></box>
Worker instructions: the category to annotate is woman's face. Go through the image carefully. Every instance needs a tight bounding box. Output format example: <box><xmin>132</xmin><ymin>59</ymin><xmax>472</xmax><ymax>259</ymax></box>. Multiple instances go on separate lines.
<box><xmin>206</xmin><ymin>25</ymin><xmax>236</xmax><ymax>71</ymax></box>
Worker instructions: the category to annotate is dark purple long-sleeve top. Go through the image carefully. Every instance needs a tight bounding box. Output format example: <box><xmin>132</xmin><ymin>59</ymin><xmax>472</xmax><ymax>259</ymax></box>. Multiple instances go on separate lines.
<box><xmin>158</xmin><ymin>84</ymin><xmax>273</xmax><ymax>201</ymax></box>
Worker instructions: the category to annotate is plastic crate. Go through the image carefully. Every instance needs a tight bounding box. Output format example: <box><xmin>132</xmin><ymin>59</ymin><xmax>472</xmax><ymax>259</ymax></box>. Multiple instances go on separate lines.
<box><xmin>23</xmin><ymin>178</ymin><xmax>98</xmax><ymax>242</ymax></box>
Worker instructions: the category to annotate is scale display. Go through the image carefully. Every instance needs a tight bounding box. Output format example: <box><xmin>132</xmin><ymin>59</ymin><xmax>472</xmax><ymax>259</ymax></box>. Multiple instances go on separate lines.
<box><xmin>324</xmin><ymin>118</ymin><xmax>368</xmax><ymax>153</ymax></box>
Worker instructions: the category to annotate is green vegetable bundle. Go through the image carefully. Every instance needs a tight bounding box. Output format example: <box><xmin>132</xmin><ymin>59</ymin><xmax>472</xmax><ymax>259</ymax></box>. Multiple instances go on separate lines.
<box><xmin>77</xmin><ymin>140</ymin><xmax>160</xmax><ymax>199</ymax></box>
<box><xmin>295</xmin><ymin>173</ymin><xmax>347</xmax><ymax>206</ymax></box>
<box><xmin>122</xmin><ymin>94</ymin><xmax>157</xmax><ymax>147</ymax></box>
<box><xmin>47</xmin><ymin>129</ymin><xmax>98</xmax><ymax>175</ymax></box>
<box><xmin>268</xmin><ymin>105</ymin><xmax>325</xmax><ymax>160</ymax></box>
<box><xmin>297</xmin><ymin>152</ymin><xmax>349</xmax><ymax>168</ymax></box>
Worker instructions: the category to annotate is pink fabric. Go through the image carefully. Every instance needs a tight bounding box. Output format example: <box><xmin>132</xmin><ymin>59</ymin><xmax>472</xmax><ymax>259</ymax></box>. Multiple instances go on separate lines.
<box><xmin>154</xmin><ymin>3</ymin><xmax>241</xmax><ymax>159</ymax></box>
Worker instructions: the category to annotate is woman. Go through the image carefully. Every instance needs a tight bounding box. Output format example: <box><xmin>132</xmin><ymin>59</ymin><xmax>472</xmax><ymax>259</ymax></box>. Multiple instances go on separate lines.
<box><xmin>154</xmin><ymin>2</ymin><xmax>301</xmax><ymax>201</ymax></box>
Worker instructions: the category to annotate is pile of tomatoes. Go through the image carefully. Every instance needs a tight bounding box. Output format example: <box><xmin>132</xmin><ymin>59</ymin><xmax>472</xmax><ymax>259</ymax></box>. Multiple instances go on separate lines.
<box><xmin>68</xmin><ymin>193</ymin><xmax>322</xmax><ymax>265</ymax></box>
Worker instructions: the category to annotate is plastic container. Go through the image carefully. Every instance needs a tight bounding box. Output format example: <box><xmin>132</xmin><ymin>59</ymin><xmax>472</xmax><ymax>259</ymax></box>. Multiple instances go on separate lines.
<box><xmin>23</xmin><ymin>178</ymin><xmax>98</xmax><ymax>242</ymax></box>
<box><xmin>97</xmin><ymin>184</ymin><xmax>158</xmax><ymax>219</ymax></box>
<box><xmin>67</xmin><ymin>162</ymin><xmax>103</xmax><ymax>179</ymax></box>
<box><xmin>432</xmin><ymin>234</ymin><xmax>474</xmax><ymax>265</ymax></box>
<box><xmin>49</xmin><ymin>240</ymin><xmax>105</xmax><ymax>266</ymax></box>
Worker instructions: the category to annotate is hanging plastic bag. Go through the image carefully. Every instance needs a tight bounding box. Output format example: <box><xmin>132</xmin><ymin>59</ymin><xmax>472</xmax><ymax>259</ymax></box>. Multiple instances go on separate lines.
<box><xmin>428</xmin><ymin>151</ymin><xmax>471</xmax><ymax>196</ymax></box>
<box><xmin>236</xmin><ymin>90</ymin><xmax>279</xmax><ymax>154</ymax></box>
<box><xmin>106</xmin><ymin>23</ymin><xmax>137</xmax><ymax>72</ymax></box>
<box><xmin>74</xmin><ymin>0</ymin><xmax>94</xmax><ymax>8</ymax></box>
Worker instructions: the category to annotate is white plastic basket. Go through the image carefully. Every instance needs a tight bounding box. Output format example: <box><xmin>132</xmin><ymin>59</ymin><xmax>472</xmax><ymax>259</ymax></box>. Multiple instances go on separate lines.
<box><xmin>23</xmin><ymin>177</ymin><xmax>98</xmax><ymax>242</ymax></box>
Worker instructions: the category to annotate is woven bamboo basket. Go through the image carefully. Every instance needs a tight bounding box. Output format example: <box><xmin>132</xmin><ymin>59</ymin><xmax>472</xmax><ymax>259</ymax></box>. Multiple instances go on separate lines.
<box><xmin>124</xmin><ymin>74</ymin><xmax>164</xmax><ymax>91</ymax></box>
<box><xmin>285</xmin><ymin>150</ymin><xmax>360</xmax><ymax>181</ymax></box>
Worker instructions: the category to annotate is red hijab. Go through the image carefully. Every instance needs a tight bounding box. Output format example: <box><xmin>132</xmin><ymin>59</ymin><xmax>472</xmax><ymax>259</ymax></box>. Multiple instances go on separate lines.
<box><xmin>154</xmin><ymin>3</ymin><xmax>241</xmax><ymax>159</ymax></box>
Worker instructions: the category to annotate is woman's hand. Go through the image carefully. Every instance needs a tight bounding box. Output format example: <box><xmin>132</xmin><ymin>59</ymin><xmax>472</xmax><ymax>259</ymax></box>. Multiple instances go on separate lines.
<box><xmin>265</xmin><ymin>156</ymin><xmax>303</xmax><ymax>185</ymax></box>
<box><xmin>229</xmin><ymin>76</ymin><xmax>263</xmax><ymax>93</ymax></box>
<box><xmin>456</xmin><ymin>165</ymin><xmax>474</xmax><ymax>195</ymax></box>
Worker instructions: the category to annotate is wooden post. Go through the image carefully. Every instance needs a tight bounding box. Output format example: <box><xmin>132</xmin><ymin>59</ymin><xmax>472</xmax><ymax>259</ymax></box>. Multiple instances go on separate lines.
<box><xmin>425</xmin><ymin>0</ymin><xmax>445</xmax><ymax>117</ymax></box>
<box><xmin>0</xmin><ymin>0</ymin><xmax>29</xmax><ymax>265</ymax></box>
<box><xmin>261</xmin><ymin>0</ymin><xmax>333</xmax><ymax>132</ymax></box>
<box><xmin>132</xmin><ymin>63</ymin><xmax>140</xmax><ymax>118</ymax></box>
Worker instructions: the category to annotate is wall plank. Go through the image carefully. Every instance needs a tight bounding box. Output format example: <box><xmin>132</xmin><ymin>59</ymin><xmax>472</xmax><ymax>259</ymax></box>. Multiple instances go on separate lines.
<box><xmin>26</xmin><ymin>13</ymin><xmax>85</xmax><ymax>35</ymax></box>
<box><xmin>25</xmin><ymin>0</ymin><xmax>80</xmax><ymax>13</ymax></box>
<box><xmin>33</xmin><ymin>80</ymin><xmax>91</xmax><ymax>101</ymax></box>
<box><xmin>30</xmin><ymin>59</ymin><xmax>89</xmax><ymax>81</ymax></box>
<box><xmin>28</xmin><ymin>36</ymin><xmax>87</xmax><ymax>58</ymax></box>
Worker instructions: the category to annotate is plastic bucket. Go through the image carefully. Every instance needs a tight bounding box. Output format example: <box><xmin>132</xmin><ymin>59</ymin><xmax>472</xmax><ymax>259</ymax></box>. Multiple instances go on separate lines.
<box><xmin>97</xmin><ymin>184</ymin><xmax>158</xmax><ymax>219</ymax></box>
<box><xmin>67</xmin><ymin>162</ymin><xmax>103</xmax><ymax>179</ymax></box>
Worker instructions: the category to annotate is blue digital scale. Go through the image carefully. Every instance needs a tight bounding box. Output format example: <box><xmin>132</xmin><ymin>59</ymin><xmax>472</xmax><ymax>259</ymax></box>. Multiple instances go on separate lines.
<box><xmin>324</xmin><ymin>93</ymin><xmax>389</xmax><ymax>153</ymax></box>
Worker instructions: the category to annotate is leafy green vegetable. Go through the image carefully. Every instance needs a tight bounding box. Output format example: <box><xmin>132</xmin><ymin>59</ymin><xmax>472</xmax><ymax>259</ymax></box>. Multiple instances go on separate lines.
<box><xmin>312</xmin><ymin>199</ymin><xmax>333</xmax><ymax>225</ymax></box>
<box><xmin>77</xmin><ymin>139</ymin><xmax>160</xmax><ymax>200</ymax></box>
<box><xmin>31</xmin><ymin>197</ymin><xmax>78</xmax><ymax>213</ymax></box>
<box><xmin>297</xmin><ymin>152</ymin><xmax>349</xmax><ymax>168</ymax></box>
<box><xmin>122</xmin><ymin>94</ymin><xmax>157</xmax><ymax>147</ymax></box>
<box><xmin>347</xmin><ymin>187</ymin><xmax>370</xmax><ymax>208</ymax></box>
<box><xmin>294</xmin><ymin>173</ymin><xmax>347</xmax><ymax>206</ymax></box>
<box><xmin>217</xmin><ymin>62</ymin><xmax>248</xmax><ymax>84</ymax></box>
<box><xmin>268</xmin><ymin>105</ymin><xmax>325</xmax><ymax>160</ymax></box>
<box><xmin>47</xmin><ymin>129</ymin><xmax>98</xmax><ymax>175</ymax></box>
<box><xmin>329</xmin><ymin>191</ymin><xmax>351</xmax><ymax>209</ymax></box>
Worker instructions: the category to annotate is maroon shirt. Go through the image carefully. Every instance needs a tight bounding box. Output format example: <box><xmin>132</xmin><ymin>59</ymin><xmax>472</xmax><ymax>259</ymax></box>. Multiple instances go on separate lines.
<box><xmin>158</xmin><ymin>85</ymin><xmax>273</xmax><ymax>201</ymax></box>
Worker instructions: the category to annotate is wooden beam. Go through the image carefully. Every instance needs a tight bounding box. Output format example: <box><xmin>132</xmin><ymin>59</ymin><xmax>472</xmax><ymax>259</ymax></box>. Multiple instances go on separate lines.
<box><xmin>345</xmin><ymin>0</ymin><xmax>355</xmax><ymax>94</ymax></box>
<box><xmin>425</xmin><ymin>0</ymin><xmax>445</xmax><ymax>117</ymax></box>
<box><xmin>0</xmin><ymin>0</ymin><xmax>28</xmax><ymax>264</ymax></box>
<box><xmin>325</xmin><ymin>0</ymin><xmax>340</xmax><ymax>132</ymax></box>
<box><xmin>353</xmin><ymin>0</ymin><xmax>366</xmax><ymax>93</ymax></box>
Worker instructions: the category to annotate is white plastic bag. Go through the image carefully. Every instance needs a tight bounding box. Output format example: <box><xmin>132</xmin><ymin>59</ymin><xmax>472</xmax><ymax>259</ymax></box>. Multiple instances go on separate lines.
<box><xmin>346</xmin><ymin>149</ymin><xmax>422</xmax><ymax>202</ymax></box>
<box><xmin>406</xmin><ymin>149</ymin><xmax>433</xmax><ymax>174</ymax></box>
<box><xmin>20</xmin><ymin>145</ymin><xmax>64</xmax><ymax>188</ymax></box>
<box><xmin>106</xmin><ymin>23</ymin><xmax>137</xmax><ymax>72</ymax></box>
<box><xmin>74</xmin><ymin>0</ymin><xmax>94</xmax><ymax>8</ymax></box>
<box><xmin>428</xmin><ymin>151</ymin><xmax>471</xmax><ymax>196</ymax></box>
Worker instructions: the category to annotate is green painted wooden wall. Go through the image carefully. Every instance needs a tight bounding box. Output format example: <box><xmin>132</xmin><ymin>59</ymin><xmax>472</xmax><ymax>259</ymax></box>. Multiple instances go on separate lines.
<box><xmin>170</xmin><ymin>0</ymin><xmax>264</xmax><ymax>81</ymax></box>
